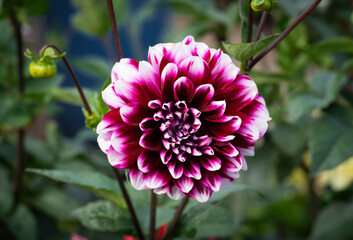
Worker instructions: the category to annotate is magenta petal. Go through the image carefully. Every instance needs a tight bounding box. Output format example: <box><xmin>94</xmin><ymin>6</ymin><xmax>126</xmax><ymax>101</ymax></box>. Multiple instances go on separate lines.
<box><xmin>200</xmin><ymin>155</ymin><xmax>221</xmax><ymax>171</ymax></box>
<box><xmin>212</xmin><ymin>64</ymin><xmax>239</xmax><ymax>91</ymax></box>
<box><xmin>160</xmin><ymin>149</ymin><xmax>172</xmax><ymax>164</ymax></box>
<box><xmin>137</xmin><ymin>149</ymin><xmax>160</xmax><ymax>173</ymax></box>
<box><xmin>96</xmin><ymin>109</ymin><xmax>122</xmax><ymax>135</ymax></box>
<box><xmin>195</xmin><ymin>42</ymin><xmax>211</xmax><ymax>62</ymax></box>
<box><xmin>206</xmin><ymin>116</ymin><xmax>242</xmax><ymax>137</ymax></box>
<box><xmin>174</xmin><ymin>176</ymin><xmax>194</xmax><ymax>193</ymax></box>
<box><xmin>188</xmin><ymin>183</ymin><xmax>212</xmax><ymax>202</ymax></box>
<box><xmin>203</xmin><ymin>101</ymin><xmax>226</xmax><ymax>120</ymax></box>
<box><xmin>173</xmin><ymin>77</ymin><xmax>195</xmax><ymax>102</ymax></box>
<box><xmin>144</xmin><ymin>168</ymin><xmax>171</xmax><ymax>189</ymax></box>
<box><xmin>184</xmin><ymin>160</ymin><xmax>201</xmax><ymax>180</ymax></box>
<box><xmin>161</xmin><ymin>63</ymin><xmax>178</xmax><ymax>102</ymax></box>
<box><xmin>165</xmin><ymin>42</ymin><xmax>192</xmax><ymax>65</ymax></box>
<box><xmin>139</xmin><ymin>130</ymin><xmax>161</xmax><ymax>151</ymax></box>
<box><xmin>201</xmin><ymin>172</ymin><xmax>222</xmax><ymax>192</ymax></box>
<box><xmin>167</xmin><ymin>160</ymin><xmax>184</xmax><ymax>179</ymax></box>
<box><xmin>237</xmin><ymin>117</ymin><xmax>260</xmax><ymax>142</ymax></box>
<box><xmin>148</xmin><ymin>45</ymin><xmax>169</xmax><ymax>70</ymax></box>
<box><xmin>111</xmin><ymin>59</ymin><xmax>139</xmax><ymax>83</ymax></box>
<box><xmin>139</xmin><ymin>118</ymin><xmax>159</xmax><ymax>132</ymax></box>
<box><xmin>129</xmin><ymin>167</ymin><xmax>147</xmax><ymax>190</ymax></box>
<box><xmin>139</xmin><ymin>61</ymin><xmax>162</xmax><ymax>99</ymax></box>
<box><xmin>190</xmin><ymin>84</ymin><xmax>214</xmax><ymax>109</ymax></box>
<box><xmin>107</xmin><ymin>146</ymin><xmax>137</xmax><ymax>169</ymax></box>
<box><xmin>153</xmin><ymin>184</ymin><xmax>170</xmax><ymax>195</ymax></box>
<box><xmin>214</xmin><ymin>142</ymin><xmax>239</xmax><ymax>157</ymax></box>
<box><xmin>102</xmin><ymin>83</ymin><xmax>125</xmax><ymax>109</ymax></box>
<box><xmin>120</xmin><ymin>102</ymin><xmax>151</xmax><ymax>125</ymax></box>
<box><xmin>114</xmin><ymin>80</ymin><xmax>143</xmax><ymax>103</ymax></box>
<box><xmin>167</xmin><ymin>186</ymin><xmax>186</xmax><ymax>200</ymax></box>
<box><xmin>179</xmin><ymin>56</ymin><xmax>210</xmax><ymax>86</ymax></box>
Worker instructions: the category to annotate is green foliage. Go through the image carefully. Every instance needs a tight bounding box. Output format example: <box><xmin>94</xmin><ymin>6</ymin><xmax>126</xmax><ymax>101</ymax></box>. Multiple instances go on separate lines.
<box><xmin>7</xmin><ymin>205</ymin><xmax>37</xmax><ymax>240</ymax></box>
<box><xmin>27</xmin><ymin>169</ymin><xmax>126</xmax><ymax>208</ymax></box>
<box><xmin>309</xmin><ymin>115</ymin><xmax>353</xmax><ymax>176</ymax></box>
<box><xmin>309</xmin><ymin>203</ymin><xmax>353</xmax><ymax>240</ymax></box>
<box><xmin>222</xmin><ymin>34</ymin><xmax>279</xmax><ymax>61</ymax></box>
<box><xmin>71</xmin><ymin>0</ymin><xmax>127</xmax><ymax>37</ymax></box>
<box><xmin>73</xmin><ymin>200</ymin><xmax>132</xmax><ymax>233</ymax></box>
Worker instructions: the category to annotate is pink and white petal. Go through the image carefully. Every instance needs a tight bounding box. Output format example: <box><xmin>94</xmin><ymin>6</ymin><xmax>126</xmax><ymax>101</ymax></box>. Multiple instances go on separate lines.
<box><xmin>223</xmin><ymin>75</ymin><xmax>258</xmax><ymax>111</ymax></box>
<box><xmin>200</xmin><ymin>155</ymin><xmax>221</xmax><ymax>171</ymax></box>
<box><xmin>139</xmin><ymin>61</ymin><xmax>162</xmax><ymax>99</ymax></box>
<box><xmin>201</xmin><ymin>172</ymin><xmax>222</xmax><ymax>192</ymax></box>
<box><xmin>210</xmin><ymin>51</ymin><xmax>233</xmax><ymax>80</ymax></box>
<box><xmin>179</xmin><ymin>56</ymin><xmax>210</xmax><ymax>86</ymax></box>
<box><xmin>214</xmin><ymin>142</ymin><xmax>239</xmax><ymax>157</ymax></box>
<box><xmin>184</xmin><ymin>160</ymin><xmax>202</xmax><ymax>180</ymax></box>
<box><xmin>188</xmin><ymin>184</ymin><xmax>212</xmax><ymax>203</ymax></box>
<box><xmin>97</xmin><ymin>133</ymin><xmax>112</xmax><ymax>154</ymax></box>
<box><xmin>111</xmin><ymin>59</ymin><xmax>139</xmax><ymax>83</ymax></box>
<box><xmin>241</xmin><ymin>95</ymin><xmax>271</xmax><ymax>138</ymax></box>
<box><xmin>167</xmin><ymin>186</ymin><xmax>186</xmax><ymax>200</ymax></box>
<box><xmin>129</xmin><ymin>167</ymin><xmax>148</xmax><ymax>190</ymax></box>
<box><xmin>139</xmin><ymin>117</ymin><xmax>159</xmax><ymax>132</ymax></box>
<box><xmin>120</xmin><ymin>102</ymin><xmax>151</xmax><ymax>125</ymax></box>
<box><xmin>160</xmin><ymin>149</ymin><xmax>172</xmax><ymax>164</ymax></box>
<box><xmin>161</xmin><ymin>63</ymin><xmax>178</xmax><ymax>102</ymax></box>
<box><xmin>144</xmin><ymin>168</ymin><xmax>171</xmax><ymax>189</ymax></box>
<box><xmin>139</xmin><ymin>130</ymin><xmax>161</xmax><ymax>151</ymax></box>
<box><xmin>111</xmin><ymin>126</ymin><xmax>141</xmax><ymax>154</ymax></box>
<box><xmin>167</xmin><ymin>160</ymin><xmax>184</xmax><ymax>179</ymax></box>
<box><xmin>114</xmin><ymin>80</ymin><xmax>144</xmax><ymax>103</ymax></box>
<box><xmin>205</xmin><ymin>116</ymin><xmax>241</xmax><ymax>137</ymax></box>
<box><xmin>165</xmin><ymin>42</ymin><xmax>193</xmax><ymax>65</ymax></box>
<box><xmin>107</xmin><ymin>146</ymin><xmax>137</xmax><ymax>169</ymax></box>
<box><xmin>182</xmin><ymin>35</ymin><xmax>195</xmax><ymax>45</ymax></box>
<box><xmin>237</xmin><ymin>117</ymin><xmax>260</xmax><ymax>142</ymax></box>
<box><xmin>148</xmin><ymin>44</ymin><xmax>173</xmax><ymax>70</ymax></box>
<box><xmin>173</xmin><ymin>77</ymin><xmax>195</xmax><ymax>102</ymax></box>
<box><xmin>190</xmin><ymin>84</ymin><xmax>215</xmax><ymax>109</ymax></box>
<box><xmin>212</xmin><ymin>64</ymin><xmax>240</xmax><ymax>91</ymax></box>
<box><xmin>195</xmin><ymin>42</ymin><xmax>211</xmax><ymax>62</ymax></box>
<box><xmin>102</xmin><ymin>83</ymin><xmax>125</xmax><ymax>109</ymax></box>
<box><xmin>137</xmin><ymin>149</ymin><xmax>160</xmax><ymax>173</ymax></box>
<box><xmin>203</xmin><ymin>100</ymin><xmax>226</xmax><ymax>120</ymax></box>
<box><xmin>96</xmin><ymin>109</ymin><xmax>122</xmax><ymax>135</ymax></box>
<box><xmin>153</xmin><ymin>184</ymin><xmax>170</xmax><ymax>195</ymax></box>
<box><xmin>174</xmin><ymin>176</ymin><xmax>194</xmax><ymax>193</ymax></box>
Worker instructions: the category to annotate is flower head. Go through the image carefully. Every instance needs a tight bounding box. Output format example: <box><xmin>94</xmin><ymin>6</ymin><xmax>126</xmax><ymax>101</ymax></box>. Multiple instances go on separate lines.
<box><xmin>97</xmin><ymin>36</ymin><xmax>271</xmax><ymax>202</ymax></box>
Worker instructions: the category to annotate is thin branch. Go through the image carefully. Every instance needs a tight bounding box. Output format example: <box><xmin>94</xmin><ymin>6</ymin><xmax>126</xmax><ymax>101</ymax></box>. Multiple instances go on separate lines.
<box><xmin>254</xmin><ymin>11</ymin><xmax>268</xmax><ymax>42</ymax></box>
<box><xmin>248</xmin><ymin>0</ymin><xmax>322</xmax><ymax>71</ymax></box>
<box><xmin>246</xmin><ymin>1</ymin><xmax>254</xmax><ymax>43</ymax></box>
<box><xmin>112</xmin><ymin>168</ymin><xmax>145</xmax><ymax>240</ymax></box>
<box><xmin>40</xmin><ymin>44</ymin><xmax>92</xmax><ymax>115</ymax></box>
<box><xmin>10</xmin><ymin>13</ymin><xmax>25</xmax><ymax>207</ymax></box>
<box><xmin>162</xmin><ymin>197</ymin><xmax>189</xmax><ymax>240</ymax></box>
<box><xmin>106</xmin><ymin>0</ymin><xmax>124</xmax><ymax>60</ymax></box>
<box><xmin>150</xmin><ymin>191</ymin><xmax>157</xmax><ymax>240</ymax></box>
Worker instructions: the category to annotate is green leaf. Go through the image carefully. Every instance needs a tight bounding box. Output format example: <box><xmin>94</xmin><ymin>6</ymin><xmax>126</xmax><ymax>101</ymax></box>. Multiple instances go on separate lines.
<box><xmin>209</xmin><ymin>183</ymin><xmax>262</xmax><ymax>203</ymax></box>
<box><xmin>0</xmin><ymin>168</ymin><xmax>12</xmax><ymax>217</ymax></box>
<box><xmin>30</xmin><ymin>187</ymin><xmax>80</xmax><ymax>220</ymax></box>
<box><xmin>7</xmin><ymin>205</ymin><xmax>37</xmax><ymax>240</ymax></box>
<box><xmin>309</xmin><ymin>116</ymin><xmax>353</xmax><ymax>175</ymax></box>
<box><xmin>50</xmin><ymin>87</ymin><xmax>93</xmax><ymax>106</ymax></box>
<box><xmin>308</xmin><ymin>36</ymin><xmax>353</xmax><ymax>54</ymax></box>
<box><xmin>288</xmin><ymin>71</ymin><xmax>346</xmax><ymax>121</ymax></box>
<box><xmin>72</xmin><ymin>57</ymin><xmax>110</xmax><ymax>80</ymax></box>
<box><xmin>26</xmin><ymin>169</ymin><xmax>126</xmax><ymax>208</ymax></box>
<box><xmin>180</xmin><ymin>204</ymin><xmax>237</xmax><ymax>238</ymax></box>
<box><xmin>271</xmin><ymin>123</ymin><xmax>307</xmax><ymax>155</ymax></box>
<box><xmin>222</xmin><ymin>34</ymin><xmax>279</xmax><ymax>61</ymax></box>
<box><xmin>73</xmin><ymin>200</ymin><xmax>132</xmax><ymax>233</ymax></box>
<box><xmin>25</xmin><ymin>75</ymin><xmax>63</xmax><ymax>94</ymax></box>
<box><xmin>309</xmin><ymin>203</ymin><xmax>353</xmax><ymax>240</ymax></box>
<box><xmin>71</xmin><ymin>0</ymin><xmax>127</xmax><ymax>37</ymax></box>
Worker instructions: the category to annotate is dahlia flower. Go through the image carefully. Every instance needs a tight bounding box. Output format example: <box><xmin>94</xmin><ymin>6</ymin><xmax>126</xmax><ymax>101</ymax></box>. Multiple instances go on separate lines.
<box><xmin>97</xmin><ymin>36</ymin><xmax>270</xmax><ymax>202</ymax></box>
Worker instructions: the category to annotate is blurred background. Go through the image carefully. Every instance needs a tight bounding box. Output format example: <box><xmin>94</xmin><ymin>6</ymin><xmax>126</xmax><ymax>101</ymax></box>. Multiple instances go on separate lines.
<box><xmin>1</xmin><ymin>0</ymin><xmax>353</xmax><ymax>239</ymax></box>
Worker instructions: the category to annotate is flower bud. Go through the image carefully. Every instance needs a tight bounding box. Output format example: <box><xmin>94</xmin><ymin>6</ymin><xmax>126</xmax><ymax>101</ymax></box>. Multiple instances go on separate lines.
<box><xmin>251</xmin><ymin>0</ymin><xmax>272</xmax><ymax>12</ymax></box>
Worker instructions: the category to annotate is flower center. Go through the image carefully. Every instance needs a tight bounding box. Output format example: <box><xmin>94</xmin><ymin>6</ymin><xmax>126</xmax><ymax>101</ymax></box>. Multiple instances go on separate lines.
<box><xmin>154</xmin><ymin>101</ymin><xmax>202</xmax><ymax>159</ymax></box>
